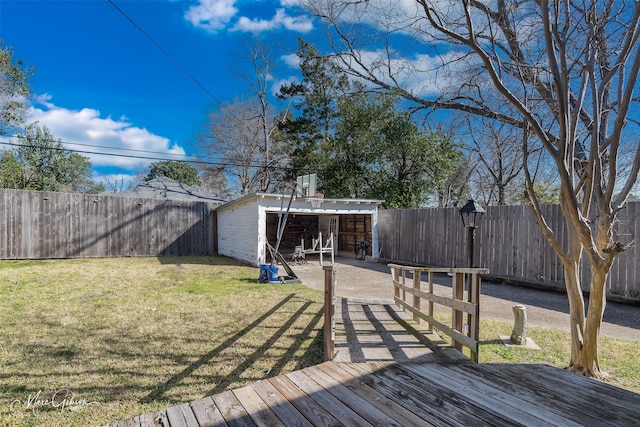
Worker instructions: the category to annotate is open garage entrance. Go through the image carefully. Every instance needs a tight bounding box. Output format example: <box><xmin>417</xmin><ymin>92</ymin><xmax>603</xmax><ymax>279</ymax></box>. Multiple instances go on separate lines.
<box><xmin>266</xmin><ymin>213</ymin><xmax>373</xmax><ymax>259</ymax></box>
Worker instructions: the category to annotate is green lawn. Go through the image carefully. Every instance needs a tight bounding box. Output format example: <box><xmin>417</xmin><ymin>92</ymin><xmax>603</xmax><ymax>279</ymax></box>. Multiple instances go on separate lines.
<box><xmin>0</xmin><ymin>257</ymin><xmax>325</xmax><ymax>427</ymax></box>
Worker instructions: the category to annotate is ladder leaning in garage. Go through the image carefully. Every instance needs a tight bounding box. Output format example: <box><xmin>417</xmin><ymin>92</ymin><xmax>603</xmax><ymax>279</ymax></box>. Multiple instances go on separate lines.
<box><xmin>300</xmin><ymin>231</ymin><xmax>335</xmax><ymax>266</ymax></box>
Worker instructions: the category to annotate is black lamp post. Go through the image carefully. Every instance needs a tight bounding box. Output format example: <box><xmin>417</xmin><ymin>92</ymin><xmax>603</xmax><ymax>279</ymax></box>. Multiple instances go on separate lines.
<box><xmin>459</xmin><ymin>199</ymin><xmax>486</xmax><ymax>268</ymax></box>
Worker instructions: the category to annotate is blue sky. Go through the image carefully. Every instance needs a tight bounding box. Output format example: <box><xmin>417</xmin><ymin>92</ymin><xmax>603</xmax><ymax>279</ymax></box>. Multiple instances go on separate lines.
<box><xmin>0</xmin><ymin>0</ymin><xmax>316</xmax><ymax>186</ymax></box>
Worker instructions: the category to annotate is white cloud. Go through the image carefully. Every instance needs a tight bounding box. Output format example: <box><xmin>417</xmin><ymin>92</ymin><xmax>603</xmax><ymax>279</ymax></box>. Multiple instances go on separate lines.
<box><xmin>231</xmin><ymin>9</ymin><xmax>313</xmax><ymax>33</ymax></box>
<box><xmin>280</xmin><ymin>0</ymin><xmax>301</xmax><ymax>6</ymax></box>
<box><xmin>281</xmin><ymin>53</ymin><xmax>301</xmax><ymax>68</ymax></box>
<box><xmin>185</xmin><ymin>0</ymin><xmax>238</xmax><ymax>32</ymax></box>
<box><xmin>337</xmin><ymin>49</ymin><xmax>473</xmax><ymax>97</ymax></box>
<box><xmin>25</xmin><ymin>95</ymin><xmax>186</xmax><ymax>171</ymax></box>
<box><xmin>186</xmin><ymin>1</ymin><xmax>312</xmax><ymax>34</ymax></box>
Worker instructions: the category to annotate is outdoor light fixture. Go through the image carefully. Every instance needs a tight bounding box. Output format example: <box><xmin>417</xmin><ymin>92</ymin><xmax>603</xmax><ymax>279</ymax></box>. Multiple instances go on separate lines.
<box><xmin>459</xmin><ymin>199</ymin><xmax>486</xmax><ymax>268</ymax></box>
<box><xmin>459</xmin><ymin>199</ymin><xmax>486</xmax><ymax>229</ymax></box>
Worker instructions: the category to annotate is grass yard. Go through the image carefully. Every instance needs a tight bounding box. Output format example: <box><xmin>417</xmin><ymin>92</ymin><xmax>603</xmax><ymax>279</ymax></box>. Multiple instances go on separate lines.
<box><xmin>0</xmin><ymin>256</ymin><xmax>325</xmax><ymax>427</ymax></box>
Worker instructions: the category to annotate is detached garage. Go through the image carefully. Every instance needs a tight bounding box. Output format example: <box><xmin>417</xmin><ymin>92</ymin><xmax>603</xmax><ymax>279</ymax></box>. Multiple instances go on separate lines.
<box><xmin>214</xmin><ymin>193</ymin><xmax>382</xmax><ymax>266</ymax></box>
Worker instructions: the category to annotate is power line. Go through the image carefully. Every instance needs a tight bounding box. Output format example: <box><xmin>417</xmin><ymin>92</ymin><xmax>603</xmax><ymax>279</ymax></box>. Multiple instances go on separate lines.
<box><xmin>54</xmin><ymin>139</ymin><xmax>200</xmax><ymax>159</ymax></box>
<box><xmin>4</xmin><ymin>134</ymin><xmax>203</xmax><ymax>161</ymax></box>
<box><xmin>107</xmin><ymin>0</ymin><xmax>224</xmax><ymax>107</ymax></box>
<box><xmin>0</xmin><ymin>139</ymin><xmax>283</xmax><ymax>170</ymax></box>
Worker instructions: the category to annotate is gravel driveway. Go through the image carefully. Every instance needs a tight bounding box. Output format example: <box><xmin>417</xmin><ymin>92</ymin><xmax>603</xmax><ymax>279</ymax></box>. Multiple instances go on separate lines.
<box><xmin>290</xmin><ymin>256</ymin><xmax>640</xmax><ymax>340</ymax></box>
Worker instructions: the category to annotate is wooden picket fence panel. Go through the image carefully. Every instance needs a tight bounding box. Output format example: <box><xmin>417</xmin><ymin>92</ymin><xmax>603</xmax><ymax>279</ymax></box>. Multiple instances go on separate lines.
<box><xmin>378</xmin><ymin>203</ymin><xmax>640</xmax><ymax>296</ymax></box>
<box><xmin>0</xmin><ymin>189</ymin><xmax>216</xmax><ymax>259</ymax></box>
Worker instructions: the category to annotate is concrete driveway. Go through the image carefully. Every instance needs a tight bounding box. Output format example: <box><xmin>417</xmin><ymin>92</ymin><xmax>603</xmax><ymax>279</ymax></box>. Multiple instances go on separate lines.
<box><xmin>290</xmin><ymin>256</ymin><xmax>640</xmax><ymax>340</ymax></box>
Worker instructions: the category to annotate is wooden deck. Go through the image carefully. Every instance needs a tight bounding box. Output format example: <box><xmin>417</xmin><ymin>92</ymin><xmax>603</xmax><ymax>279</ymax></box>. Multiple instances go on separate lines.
<box><xmin>108</xmin><ymin>299</ymin><xmax>640</xmax><ymax>426</ymax></box>
<box><xmin>109</xmin><ymin>360</ymin><xmax>640</xmax><ymax>426</ymax></box>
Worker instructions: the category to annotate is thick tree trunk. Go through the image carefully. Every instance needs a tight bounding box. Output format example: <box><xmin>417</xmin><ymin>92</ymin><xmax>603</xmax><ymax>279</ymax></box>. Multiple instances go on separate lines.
<box><xmin>568</xmin><ymin>265</ymin><xmax>608</xmax><ymax>378</ymax></box>
<box><xmin>559</xmin><ymin>198</ymin><xmax>610</xmax><ymax>378</ymax></box>
<box><xmin>563</xmin><ymin>259</ymin><xmax>586</xmax><ymax>365</ymax></box>
<box><xmin>562</xmin><ymin>212</ymin><xmax>612</xmax><ymax>378</ymax></box>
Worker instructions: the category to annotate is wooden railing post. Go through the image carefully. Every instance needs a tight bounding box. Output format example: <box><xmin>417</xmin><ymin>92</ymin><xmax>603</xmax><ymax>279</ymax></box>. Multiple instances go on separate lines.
<box><xmin>392</xmin><ymin>266</ymin><xmax>400</xmax><ymax>308</ymax></box>
<box><xmin>323</xmin><ymin>264</ymin><xmax>336</xmax><ymax>361</ymax></box>
<box><xmin>469</xmin><ymin>273</ymin><xmax>481</xmax><ymax>362</ymax></box>
<box><xmin>452</xmin><ymin>272</ymin><xmax>465</xmax><ymax>352</ymax></box>
<box><xmin>413</xmin><ymin>270</ymin><xmax>421</xmax><ymax>323</ymax></box>
<box><xmin>401</xmin><ymin>268</ymin><xmax>407</xmax><ymax>313</ymax></box>
<box><xmin>427</xmin><ymin>271</ymin><xmax>434</xmax><ymax>332</ymax></box>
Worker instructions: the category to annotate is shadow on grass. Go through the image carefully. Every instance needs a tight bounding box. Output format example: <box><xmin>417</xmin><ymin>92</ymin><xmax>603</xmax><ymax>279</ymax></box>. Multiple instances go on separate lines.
<box><xmin>480</xmin><ymin>338</ymin><xmax>505</xmax><ymax>345</ymax></box>
<box><xmin>0</xmin><ymin>294</ymin><xmax>324</xmax><ymax>410</ymax></box>
<box><xmin>141</xmin><ymin>293</ymin><xmax>323</xmax><ymax>403</ymax></box>
<box><xmin>155</xmin><ymin>255</ymin><xmax>252</xmax><ymax>268</ymax></box>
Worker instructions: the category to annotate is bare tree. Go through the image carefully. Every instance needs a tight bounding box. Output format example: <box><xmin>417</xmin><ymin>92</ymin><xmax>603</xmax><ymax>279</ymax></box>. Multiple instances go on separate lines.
<box><xmin>235</xmin><ymin>41</ymin><xmax>289</xmax><ymax>192</ymax></box>
<box><xmin>465</xmin><ymin>116</ymin><xmax>527</xmax><ymax>205</ymax></box>
<box><xmin>199</xmin><ymin>98</ymin><xmax>287</xmax><ymax>195</ymax></box>
<box><xmin>305</xmin><ymin>0</ymin><xmax>640</xmax><ymax>377</ymax></box>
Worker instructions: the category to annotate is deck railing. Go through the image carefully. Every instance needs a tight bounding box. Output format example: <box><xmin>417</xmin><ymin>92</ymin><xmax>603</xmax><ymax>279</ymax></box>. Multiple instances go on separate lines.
<box><xmin>323</xmin><ymin>264</ymin><xmax>336</xmax><ymax>361</ymax></box>
<box><xmin>388</xmin><ymin>263</ymin><xmax>489</xmax><ymax>362</ymax></box>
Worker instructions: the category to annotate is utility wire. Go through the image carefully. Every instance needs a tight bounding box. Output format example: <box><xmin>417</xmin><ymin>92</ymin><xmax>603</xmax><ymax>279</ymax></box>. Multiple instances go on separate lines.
<box><xmin>107</xmin><ymin>0</ymin><xmax>224</xmax><ymax>107</ymax></box>
<box><xmin>54</xmin><ymin>139</ymin><xmax>200</xmax><ymax>159</ymax></box>
<box><xmin>4</xmin><ymin>135</ymin><xmax>202</xmax><ymax>161</ymax></box>
<box><xmin>0</xmin><ymin>140</ymin><xmax>285</xmax><ymax>170</ymax></box>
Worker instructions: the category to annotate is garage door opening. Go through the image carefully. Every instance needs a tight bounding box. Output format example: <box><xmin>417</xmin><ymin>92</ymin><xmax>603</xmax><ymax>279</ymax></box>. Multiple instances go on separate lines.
<box><xmin>266</xmin><ymin>213</ymin><xmax>372</xmax><ymax>260</ymax></box>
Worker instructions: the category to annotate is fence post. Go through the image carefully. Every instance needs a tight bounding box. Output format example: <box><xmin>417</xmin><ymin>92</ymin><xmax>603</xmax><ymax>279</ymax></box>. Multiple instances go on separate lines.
<box><xmin>323</xmin><ymin>264</ymin><xmax>336</xmax><ymax>361</ymax></box>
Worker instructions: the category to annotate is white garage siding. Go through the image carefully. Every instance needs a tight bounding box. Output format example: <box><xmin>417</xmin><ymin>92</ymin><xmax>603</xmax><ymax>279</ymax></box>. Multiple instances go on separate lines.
<box><xmin>215</xmin><ymin>193</ymin><xmax>382</xmax><ymax>266</ymax></box>
<box><xmin>216</xmin><ymin>196</ymin><xmax>260</xmax><ymax>265</ymax></box>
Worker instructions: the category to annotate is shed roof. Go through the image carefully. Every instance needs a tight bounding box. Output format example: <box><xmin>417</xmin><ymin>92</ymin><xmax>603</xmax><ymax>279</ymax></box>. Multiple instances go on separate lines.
<box><xmin>215</xmin><ymin>192</ymin><xmax>383</xmax><ymax>212</ymax></box>
<box><xmin>103</xmin><ymin>177</ymin><xmax>228</xmax><ymax>204</ymax></box>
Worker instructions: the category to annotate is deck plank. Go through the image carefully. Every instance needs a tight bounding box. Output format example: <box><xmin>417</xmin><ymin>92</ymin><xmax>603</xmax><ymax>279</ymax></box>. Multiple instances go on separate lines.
<box><xmin>285</xmin><ymin>369</ymin><xmax>374</xmax><ymax>427</ymax></box>
<box><xmin>405</xmin><ymin>362</ymin><xmax>580</xmax><ymax>426</ymax></box>
<box><xmin>250</xmin><ymin>379</ymin><xmax>313</xmax><ymax>427</ymax></box>
<box><xmin>339</xmin><ymin>362</ymin><xmax>503</xmax><ymax>427</ymax></box>
<box><xmin>232</xmin><ymin>385</ymin><xmax>285</xmax><ymax>427</ymax></box>
<box><xmin>268</xmin><ymin>375</ymin><xmax>342</xmax><ymax>426</ymax></box>
<box><xmin>316</xmin><ymin>362</ymin><xmax>431</xmax><ymax>427</ymax></box>
<box><xmin>475</xmin><ymin>363</ymin><xmax>640</xmax><ymax>426</ymax></box>
<box><xmin>452</xmin><ymin>363</ymin><xmax>620</xmax><ymax>426</ymax></box>
<box><xmin>189</xmin><ymin>396</ymin><xmax>228</xmax><ymax>427</ymax></box>
<box><xmin>212</xmin><ymin>390</ymin><xmax>257</xmax><ymax>427</ymax></box>
<box><xmin>524</xmin><ymin>363</ymin><xmax>640</xmax><ymax>410</ymax></box>
<box><xmin>166</xmin><ymin>403</ymin><xmax>200</xmax><ymax>427</ymax></box>
<box><xmin>302</xmin><ymin>363</ymin><xmax>406</xmax><ymax>426</ymax></box>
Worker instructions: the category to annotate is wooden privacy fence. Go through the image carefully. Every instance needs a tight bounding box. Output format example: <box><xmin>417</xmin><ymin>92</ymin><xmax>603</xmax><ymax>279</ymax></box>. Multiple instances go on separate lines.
<box><xmin>379</xmin><ymin>204</ymin><xmax>640</xmax><ymax>296</ymax></box>
<box><xmin>389</xmin><ymin>263</ymin><xmax>488</xmax><ymax>362</ymax></box>
<box><xmin>0</xmin><ymin>189</ymin><xmax>217</xmax><ymax>259</ymax></box>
